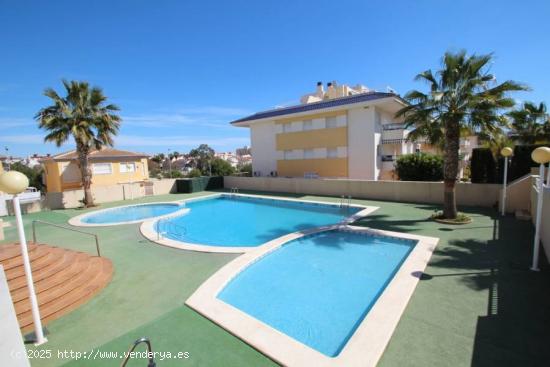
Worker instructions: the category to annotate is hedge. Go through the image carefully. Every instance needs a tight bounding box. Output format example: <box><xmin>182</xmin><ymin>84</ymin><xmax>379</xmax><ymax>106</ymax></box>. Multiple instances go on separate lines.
<box><xmin>509</xmin><ymin>144</ymin><xmax>546</xmax><ymax>181</ymax></box>
<box><xmin>175</xmin><ymin>176</ymin><xmax>224</xmax><ymax>193</ymax></box>
<box><xmin>470</xmin><ymin>148</ymin><xmax>497</xmax><ymax>183</ymax></box>
<box><xmin>395</xmin><ymin>153</ymin><xmax>443</xmax><ymax>181</ymax></box>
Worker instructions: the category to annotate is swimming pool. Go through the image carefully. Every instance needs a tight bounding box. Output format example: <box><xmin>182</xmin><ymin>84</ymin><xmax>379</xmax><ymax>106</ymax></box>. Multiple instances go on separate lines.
<box><xmin>186</xmin><ymin>225</ymin><xmax>439</xmax><ymax>367</ymax></box>
<box><xmin>70</xmin><ymin>202</ymin><xmax>186</xmax><ymax>226</ymax></box>
<box><xmin>147</xmin><ymin>194</ymin><xmax>368</xmax><ymax>250</ymax></box>
<box><xmin>219</xmin><ymin>230</ymin><xmax>415</xmax><ymax>357</ymax></box>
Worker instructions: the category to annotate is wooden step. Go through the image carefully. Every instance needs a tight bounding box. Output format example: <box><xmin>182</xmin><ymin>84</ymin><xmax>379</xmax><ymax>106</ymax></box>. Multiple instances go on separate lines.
<box><xmin>14</xmin><ymin>256</ymin><xmax>101</xmax><ymax>314</ymax></box>
<box><xmin>5</xmin><ymin>247</ymin><xmax>67</xmax><ymax>280</ymax></box>
<box><xmin>7</xmin><ymin>251</ymin><xmax>80</xmax><ymax>288</ymax></box>
<box><xmin>18</xmin><ymin>259</ymin><xmax>113</xmax><ymax>330</ymax></box>
<box><xmin>1</xmin><ymin>244</ymin><xmax>48</xmax><ymax>271</ymax></box>
<box><xmin>0</xmin><ymin>243</ymin><xmax>39</xmax><ymax>263</ymax></box>
<box><xmin>0</xmin><ymin>242</ymin><xmax>113</xmax><ymax>332</ymax></box>
<box><xmin>10</xmin><ymin>253</ymin><xmax>90</xmax><ymax>303</ymax></box>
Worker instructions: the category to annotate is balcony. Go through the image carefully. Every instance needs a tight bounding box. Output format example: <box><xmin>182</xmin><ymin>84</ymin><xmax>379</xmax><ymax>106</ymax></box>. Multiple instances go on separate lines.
<box><xmin>381</xmin><ymin>123</ymin><xmax>407</xmax><ymax>142</ymax></box>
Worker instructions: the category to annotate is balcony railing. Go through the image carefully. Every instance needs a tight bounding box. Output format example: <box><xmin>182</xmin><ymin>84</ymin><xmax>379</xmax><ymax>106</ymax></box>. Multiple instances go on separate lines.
<box><xmin>382</xmin><ymin>123</ymin><xmax>406</xmax><ymax>131</ymax></box>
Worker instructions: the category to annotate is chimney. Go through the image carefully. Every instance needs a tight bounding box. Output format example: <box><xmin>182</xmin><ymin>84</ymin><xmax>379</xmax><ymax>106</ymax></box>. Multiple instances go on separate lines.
<box><xmin>316</xmin><ymin>81</ymin><xmax>324</xmax><ymax>97</ymax></box>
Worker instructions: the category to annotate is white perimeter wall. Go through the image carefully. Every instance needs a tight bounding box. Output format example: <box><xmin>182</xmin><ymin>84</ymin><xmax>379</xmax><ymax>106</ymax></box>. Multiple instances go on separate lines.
<box><xmin>225</xmin><ymin>176</ymin><xmax>502</xmax><ymax>208</ymax></box>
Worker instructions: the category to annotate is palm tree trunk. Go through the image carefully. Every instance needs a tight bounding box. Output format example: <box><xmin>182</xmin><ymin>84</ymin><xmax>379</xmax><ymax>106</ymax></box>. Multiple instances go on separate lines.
<box><xmin>443</xmin><ymin>120</ymin><xmax>460</xmax><ymax>219</ymax></box>
<box><xmin>76</xmin><ymin>141</ymin><xmax>94</xmax><ymax>207</ymax></box>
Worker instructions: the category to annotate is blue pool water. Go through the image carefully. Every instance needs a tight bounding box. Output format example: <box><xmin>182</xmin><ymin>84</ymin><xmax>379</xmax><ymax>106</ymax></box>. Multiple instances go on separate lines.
<box><xmin>218</xmin><ymin>230</ymin><xmax>416</xmax><ymax>357</ymax></box>
<box><xmin>82</xmin><ymin>203</ymin><xmax>182</xmax><ymax>224</ymax></box>
<box><xmin>157</xmin><ymin>195</ymin><xmax>359</xmax><ymax>247</ymax></box>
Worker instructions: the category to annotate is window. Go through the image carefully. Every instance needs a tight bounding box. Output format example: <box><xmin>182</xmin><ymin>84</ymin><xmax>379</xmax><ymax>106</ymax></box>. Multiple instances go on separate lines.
<box><xmin>92</xmin><ymin>163</ymin><xmax>112</xmax><ymax>175</ymax></box>
<box><xmin>284</xmin><ymin>150</ymin><xmax>293</xmax><ymax>160</ymax></box>
<box><xmin>326</xmin><ymin>116</ymin><xmax>337</xmax><ymax>128</ymax></box>
<box><xmin>120</xmin><ymin>162</ymin><xmax>136</xmax><ymax>173</ymax></box>
<box><xmin>283</xmin><ymin>123</ymin><xmax>292</xmax><ymax>133</ymax></box>
<box><xmin>327</xmin><ymin>148</ymin><xmax>338</xmax><ymax>158</ymax></box>
<box><xmin>304</xmin><ymin>149</ymin><xmax>314</xmax><ymax>159</ymax></box>
<box><xmin>303</xmin><ymin>120</ymin><xmax>313</xmax><ymax>131</ymax></box>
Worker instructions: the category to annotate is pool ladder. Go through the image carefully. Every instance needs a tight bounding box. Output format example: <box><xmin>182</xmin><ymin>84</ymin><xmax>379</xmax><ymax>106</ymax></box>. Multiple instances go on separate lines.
<box><xmin>340</xmin><ymin>195</ymin><xmax>352</xmax><ymax>209</ymax></box>
<box><xmin>121</xmin><ymin>337</ymin><xmax>156</xmax><ymax>367</ymax></box>
<box><xmin>156</xmin><ymin>218</ymin><xmax>187</xmax><ymax>240</ymax></box>
<box><xmin>230</xmin><ymin>187</ymin><xmax>239</xmax><ymax>197</ymax></box>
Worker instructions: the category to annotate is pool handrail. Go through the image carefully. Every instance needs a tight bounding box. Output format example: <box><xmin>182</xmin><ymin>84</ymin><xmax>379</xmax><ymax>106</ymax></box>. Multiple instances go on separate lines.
<box><xmin>32</xmin><ymin>220</ymin><xmax>101</xmax><ymax>257</ymax></box>
<box><xmin>155</xmin><ymin>217</ymin><xmax>187</xmax><ymax>240</ymax></box>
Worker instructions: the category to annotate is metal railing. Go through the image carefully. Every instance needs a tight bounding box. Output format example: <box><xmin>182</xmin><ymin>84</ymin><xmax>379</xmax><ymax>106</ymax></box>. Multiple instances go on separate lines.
<box><xmin>121</xmin><ymin>337</ymin><xmax>156</xmax><ymax>367</ymax></box>
<box><xmin>156</xmin><ymin>218</ymin><xmax>187</xmax><ymax>241</ymax></box>
<box><xmin>32</xmin><ymin>220</ymin><xmax>101</xmax><ymax>257</ymax></box>
<box><xmin>339</xmin><ymin>195</ymin><xmax>352</xmax><ymax>208</ymax></box>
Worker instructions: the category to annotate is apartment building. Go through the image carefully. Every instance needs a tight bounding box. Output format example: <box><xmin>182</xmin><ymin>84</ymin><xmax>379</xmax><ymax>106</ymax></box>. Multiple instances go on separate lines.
<box><xmin>230</xmin><ymin>82</ymin><xmax>427</xmax><ymax>180</ymax></box>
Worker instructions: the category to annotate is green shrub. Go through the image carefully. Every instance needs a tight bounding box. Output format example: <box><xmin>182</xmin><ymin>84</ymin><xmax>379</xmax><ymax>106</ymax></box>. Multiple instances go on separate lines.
<box><xmin>175</xmin><ymin>176</ymin><xmax>224</xmax><ymax>193</ymax></box>
<box><xmin>509</xmin><ymin>144</ymin><xmax>546</xmax><ymax>181</ymax></box>
<box><xmin>395</xmin><ymin>153</ymin><xmax>443</xmax><ymax>181</ymax></box>
<box><xmin>10</xmin><ymin>162</ymin><xmax>44</xmax><ymax>190</ymax></box>
<box><xmin>187</xmin><ymin>168</ymin><xmax>202</xmax><ymax>178</ymax></box>
<box><xmin>210</xmin><ymin>158</ymin><xmax>235</xmax><ymax>176</ymax></box>
<box><xmin>471</xmin><ymin>148</ymin><xmax>497</xmax><ymax>183</ymax></box>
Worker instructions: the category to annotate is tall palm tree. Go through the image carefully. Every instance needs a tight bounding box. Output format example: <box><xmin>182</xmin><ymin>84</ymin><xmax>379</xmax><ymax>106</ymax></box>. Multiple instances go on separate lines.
<box><xmin>36</xmin><ymin>80</ymin><xmax>121</xmax><ymax>207</ymax></box>
<box><xmin>396</xmin><ymin>51</ymin><xmax>526</xmax><ymax>219</ymax></box>
<box><xmin>508</xmin><ymin>102</ymin><xmax>549</xmax><ymax>144</ymax></box>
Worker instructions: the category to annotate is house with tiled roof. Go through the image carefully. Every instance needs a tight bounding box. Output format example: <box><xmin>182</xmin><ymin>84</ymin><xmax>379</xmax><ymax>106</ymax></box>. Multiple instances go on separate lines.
<box><xmin>41</xmin><ymin>148</ymin><xmax>149</xmax><ymax>192</ymax></box>
<box><xmin>231</xmin><ymin>81</ymin><xmax>428</xmax><ymax>180</ymax></box>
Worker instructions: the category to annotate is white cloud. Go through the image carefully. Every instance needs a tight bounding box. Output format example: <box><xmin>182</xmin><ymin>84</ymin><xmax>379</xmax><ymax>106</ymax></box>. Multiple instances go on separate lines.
<box><xmin>0</xmin><ymin>117</ymin><xmax>35</xmax><ymax>129</ymax></box>
<box><xmin>114</xmin><ymin>135</ymin><xmax>249</xmax><ymax>148</ymax></box>
<box><xmin>0</xmin><ymin>134</ymin><xmax>44</xmax><ymax>144</ymax></box>
<box><xmin>122</xmin><ymin>106</ymin><xmax>251</xmax><ymax>128</ymax></box>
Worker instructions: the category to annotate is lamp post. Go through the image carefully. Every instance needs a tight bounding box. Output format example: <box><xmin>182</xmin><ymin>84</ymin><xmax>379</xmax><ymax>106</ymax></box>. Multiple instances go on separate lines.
<box><xmin>500</xmin><ymin>147</ymin><xmax>513</xmax><ymax>216</ymax></box>
<box><xmin>167</xmin><ymin>149</ymin><xmax>172</xmax><ymax>178</ymax></box>
<box><xmin>0</xmin><ymin>171</ymin><xmax>47</xmax><ymax>344</ymax></box>
<box><xmin>530</xmin><ymin>147</ymin><xmax>550</xmax><ymax>271</ymax></box>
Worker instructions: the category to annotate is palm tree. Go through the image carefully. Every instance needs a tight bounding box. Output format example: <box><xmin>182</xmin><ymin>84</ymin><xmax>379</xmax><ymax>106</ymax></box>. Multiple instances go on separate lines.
<box><xmin>396</xmin><ymin>51</ymin><xmax>526</xmax><ymax>219</ymax></box>
<box><xmin>508</xmin><ymin>102</ymin><xmax>550</xmax><ymax>144</ymax></box>
<box><xmin>36</xmin><ymin>80</ymin><xmax>121</xmax><ymax>207</ymax></box>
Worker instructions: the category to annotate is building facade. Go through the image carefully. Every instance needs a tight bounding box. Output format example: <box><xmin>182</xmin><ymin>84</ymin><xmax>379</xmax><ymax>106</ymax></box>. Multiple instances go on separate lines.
<box><xmin>231</xmin><ymin>82</ymin><xmax>428</xmax><ymax>180</ymax></box>
<box><xmin>41</xmin><ymin>148</ymin><xmax>149</xmax><ymax>193</ymax></box>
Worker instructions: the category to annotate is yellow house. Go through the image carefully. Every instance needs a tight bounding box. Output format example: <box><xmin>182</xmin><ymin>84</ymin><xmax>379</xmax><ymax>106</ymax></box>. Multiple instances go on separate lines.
<box><xmin>41</xmin><ymin>148</ymin><xmax>149</xmax><ymax>193</ymax></box>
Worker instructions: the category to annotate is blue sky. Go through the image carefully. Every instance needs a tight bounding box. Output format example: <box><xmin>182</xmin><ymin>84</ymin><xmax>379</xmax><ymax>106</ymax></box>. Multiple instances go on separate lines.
<box><xmin>1</xmin><ymin>0</ymin><xmax>549</xmax><ymax>157</ymax></box>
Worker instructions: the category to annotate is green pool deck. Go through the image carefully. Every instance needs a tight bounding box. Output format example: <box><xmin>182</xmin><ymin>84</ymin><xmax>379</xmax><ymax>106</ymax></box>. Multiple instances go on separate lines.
<box><xmin>1</xmin><ymin>190</ymin><xmax>549</xmax><ymax>367</ymax></box>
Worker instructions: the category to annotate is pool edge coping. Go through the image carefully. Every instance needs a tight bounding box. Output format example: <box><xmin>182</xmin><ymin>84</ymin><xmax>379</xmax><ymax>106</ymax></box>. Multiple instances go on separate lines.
<box><xmin>139</xmin><ymin>193</ymin><xmax>377</xmax><ymax>253</ymax></box>
<box><xmin>67</xmin><ymin>196</ymin><xmax>219</xmax><ymax>227</ymax></box>
<box><xmin>185</xmin><ymin>225</ymin><xmax>439</xmax><ymax>367</ymax></box>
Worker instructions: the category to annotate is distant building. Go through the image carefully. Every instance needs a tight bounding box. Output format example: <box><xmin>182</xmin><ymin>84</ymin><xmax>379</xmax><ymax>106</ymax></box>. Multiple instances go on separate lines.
<box><xmin>215</xmin><ymin>152</ymin><xmax>239</xmax><ymax>168</ymax></box>
<box><xmin>41</xmin><ymin>148</ymin><xmax>149</xmax><ymax>192</ymax></box>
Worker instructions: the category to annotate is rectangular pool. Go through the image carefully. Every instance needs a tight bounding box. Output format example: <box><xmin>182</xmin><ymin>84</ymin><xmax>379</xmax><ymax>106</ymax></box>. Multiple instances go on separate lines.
<box><xmin>217</xmin><ymin>229</ymin><xmax>416</xmax><ymax>357</ymax></box>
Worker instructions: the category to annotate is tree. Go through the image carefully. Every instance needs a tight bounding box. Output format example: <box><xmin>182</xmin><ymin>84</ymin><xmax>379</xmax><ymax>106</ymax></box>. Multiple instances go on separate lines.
<box><xmin>395</xmin><ymin>153</ymin><xmax>443</xmax><ymax>181</ymax></box>
<box><xmin>151</xmin><ymin>153</ymin><xmax>165</xmax><ymax>164</ymax></box>
<box><xmin>187</xmin><ymin>168</ymin><xmax>202</xmax><ymax>178</ymax></box>
<box><xmin>396</xmin><ymin>51</ymin><xmax>526</xmax><ymax>219</ymax></box>
<box><xmin>188</xmin><ymin>144</ymin><xmax>215</xmax><ymax>174</ymax></box>
<box><xmin>168</xmin><ymin>151</ymin><xmax>180</xmax><ymax>160</ymax></box>
<box><xmin>36</xmin><ymin>80</ymin><xmax>121</xmax><ymax>207</ymax></box>
<box><xmin>10</xmin><ymin>162</ymin><xmax>44</xmax><ymax>191</ymax></box>
<box><xmin>210</xmin><ymin>158</ymin><xmax>235</xmax><ymax>176</ymax></box>
<box><xmin>238</xmin><ymin>162</ymin><xmax>252</xmax><ymax>176</ymax></box>
<box><xmin>508</xmin><ymin>102</ymin><xmax>550</xmax><ymax>144</ymax></box>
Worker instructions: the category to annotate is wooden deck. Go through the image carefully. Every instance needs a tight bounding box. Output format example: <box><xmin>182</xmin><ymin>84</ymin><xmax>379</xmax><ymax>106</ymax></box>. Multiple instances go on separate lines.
<box><xmin>0</xmin><ymin>242</ymin><xmax>113</xmax><ymax>332</ymax></box>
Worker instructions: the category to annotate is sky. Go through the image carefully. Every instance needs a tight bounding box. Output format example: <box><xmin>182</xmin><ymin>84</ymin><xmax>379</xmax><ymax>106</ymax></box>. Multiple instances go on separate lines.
<box><xmin>1</xmin><ymin>0</ymin><xmax>549</xmax><ymax>157</ymax></box>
